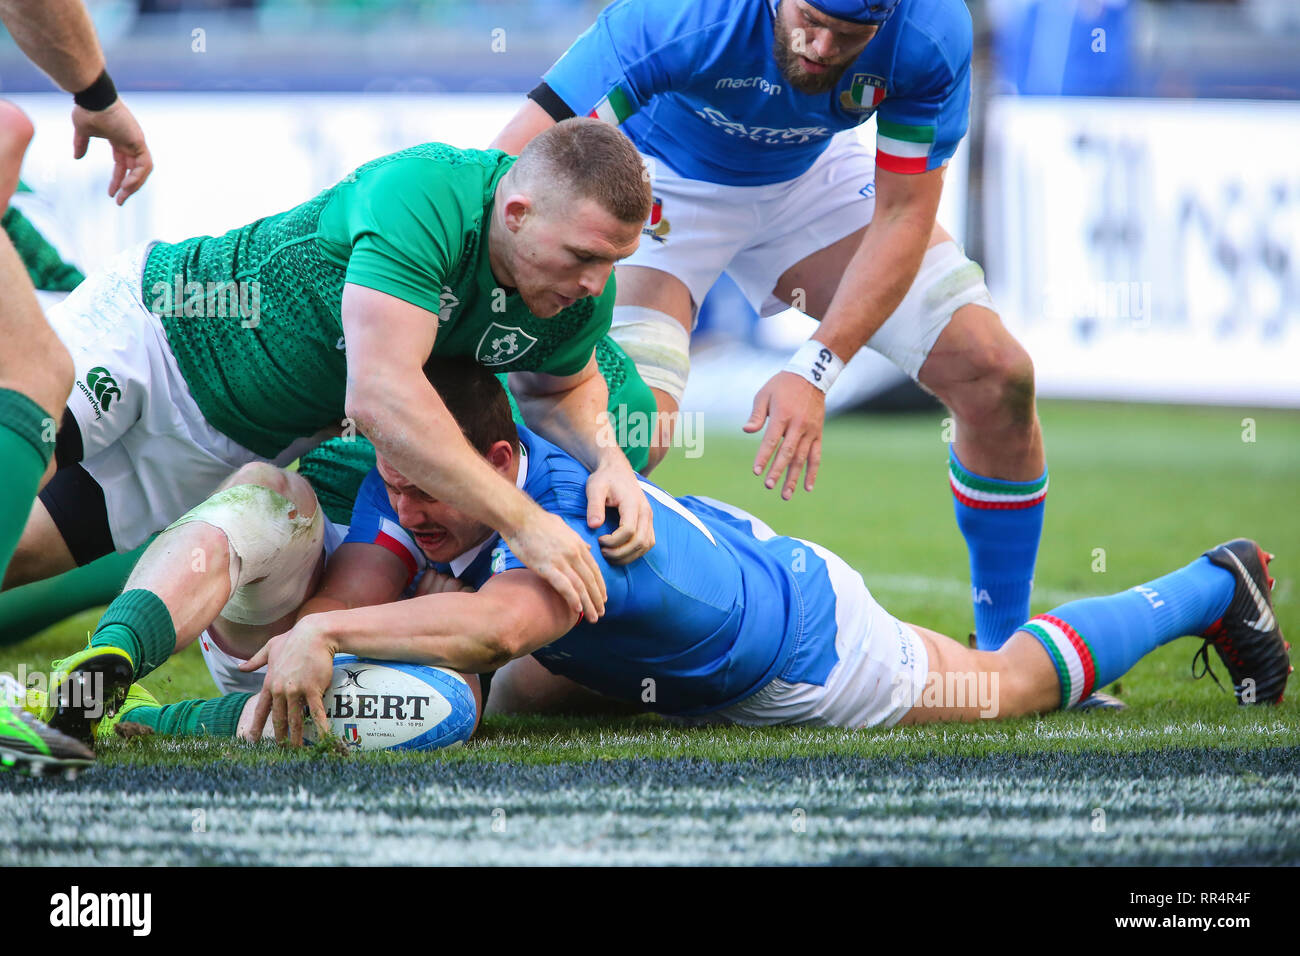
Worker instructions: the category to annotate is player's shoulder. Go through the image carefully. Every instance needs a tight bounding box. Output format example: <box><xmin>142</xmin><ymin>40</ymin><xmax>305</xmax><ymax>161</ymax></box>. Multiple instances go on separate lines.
<box><xmin>347</xmin><ymin>143</ymin><xmax>514</xmax><ymax>192</ymax></box>
<box><xmin>351</xmin><ymin>465</ymin><xmax>395</xmax><ymax>517</ymax></box>
<box><xmin>889</xmin><ymin>0</ymin><xmax>973</xmax><ymax>76</ymax></box>
<box><xmin>517</xmin><ymin>427</ymin><xmax>594</xmax><ymax>520</ymax></box>
<box><xmin>596</xmin><ymin>0</ymin><xmax>750</xmax><ymax>49</ymax></box>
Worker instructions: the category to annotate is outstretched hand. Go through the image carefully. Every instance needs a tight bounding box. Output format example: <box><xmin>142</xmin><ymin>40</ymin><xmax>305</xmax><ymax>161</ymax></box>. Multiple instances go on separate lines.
<box><xmin>240</xmin><ymin>621</ymin><xmax>335</xmax><ymax>747</ymax></box>
<box><xmin>743</xmin><ymin>371</ymin><xmax>826</xmax><ymax>500</ymax></box>
<box><xmin>71</xmin><ymin>99</ymin><xmax>153</xmax><ymax>204</ymax></box>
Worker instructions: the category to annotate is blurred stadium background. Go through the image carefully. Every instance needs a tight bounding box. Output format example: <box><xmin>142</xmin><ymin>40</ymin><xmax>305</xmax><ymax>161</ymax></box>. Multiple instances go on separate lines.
<box><xmin>3</xmin><ymin>0</ymin><xmax>1298</xmax><ymax>421</ymax></box>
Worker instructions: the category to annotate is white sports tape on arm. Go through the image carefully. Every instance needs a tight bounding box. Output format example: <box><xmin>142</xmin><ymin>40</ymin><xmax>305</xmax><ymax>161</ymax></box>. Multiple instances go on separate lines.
<box><xmin>784</xmin><ymin>340</ymin><xmax>845</xmax><ymax>394</ymax></box>
<box><xmin>608</xmin><ymin>305</ymin><xmax>691</xmax><ymax>406</ymax></box>
<box><xmin>166</xmin><ymin>483</ymin><xmax>325</xmax><ymax>626</ymax></box>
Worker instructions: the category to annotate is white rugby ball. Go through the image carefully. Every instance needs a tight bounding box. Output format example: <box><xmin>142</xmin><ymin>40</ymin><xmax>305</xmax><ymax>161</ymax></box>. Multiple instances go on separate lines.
<box><xmin>316</xmin><ymin>655</ymin><xmax>476</xmax><ymax>752</ymax></box>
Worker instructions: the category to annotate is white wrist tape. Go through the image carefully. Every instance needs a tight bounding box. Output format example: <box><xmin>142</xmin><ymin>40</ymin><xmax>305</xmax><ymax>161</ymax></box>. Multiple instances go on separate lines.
<box><xmin>783</xmin><ymin>340</ymin><xmax>845</xmax><ymax>394</ymax></box>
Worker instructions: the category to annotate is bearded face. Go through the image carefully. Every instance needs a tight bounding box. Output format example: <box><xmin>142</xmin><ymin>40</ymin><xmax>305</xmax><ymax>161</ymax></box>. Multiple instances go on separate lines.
<box><xmin>772</xmin><ymin>1</ymin><xmax>880</xmax><ymax>95</ymax></box>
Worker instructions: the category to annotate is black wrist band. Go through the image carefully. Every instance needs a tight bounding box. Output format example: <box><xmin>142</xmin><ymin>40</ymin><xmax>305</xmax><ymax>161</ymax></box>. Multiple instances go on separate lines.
<box><xmin>73</xmin><ymin>69</ymin><xmax>118</xmax><ymax>111</ymax></box>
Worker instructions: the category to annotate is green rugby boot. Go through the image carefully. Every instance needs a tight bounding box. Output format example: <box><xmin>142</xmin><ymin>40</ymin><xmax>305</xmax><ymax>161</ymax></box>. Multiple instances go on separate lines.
<box><xmin>42</xmin><ymin>646</ymin><xmax>136</xmax><ymax>745</ymax></box>
<box><xmin>0</xmin><ymin>702</ymin><xmax>94</xmax><ymax>778</ymax></box>
<box><xmin>96</xmin><ymin>684</ymin><xmax>159</xmax><ymax>741</ymax></box>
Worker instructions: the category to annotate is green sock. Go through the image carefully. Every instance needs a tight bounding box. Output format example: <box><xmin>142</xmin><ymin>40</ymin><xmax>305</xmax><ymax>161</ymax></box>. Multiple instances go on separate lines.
<box><xmin>0</xmin><ymin>542</ymin><xmax>150</xmax><ymax>647</ymax></box>
<box><xmin>0</xmin><ymin>387</ymin><xmax>54</xmax><ymax>584</ymax></box>
<box><xmin>91</xmin><ymin>589</ymin><xmax>176</xmax><ymax>679</ymax></box>
<box><xmin>126</xmin><ymin>692</ymin><xmax>251</xmax><ymax>737</ymax></box>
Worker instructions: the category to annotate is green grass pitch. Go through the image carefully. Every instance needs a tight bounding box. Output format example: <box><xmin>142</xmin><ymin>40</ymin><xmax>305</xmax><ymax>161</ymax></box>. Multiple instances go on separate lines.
<box><xmin>2</xmin><ymin>400</ymin><xmax>1298</xmax><ymax>865</ymax></box>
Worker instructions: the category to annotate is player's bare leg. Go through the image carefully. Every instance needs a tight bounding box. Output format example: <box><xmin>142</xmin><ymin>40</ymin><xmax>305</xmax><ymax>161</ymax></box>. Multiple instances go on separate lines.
<box><xmin>775</xmin><ymin>222</ymin><xmax>1042</xmax><ymax>480</ymax></box>
<box><xmin>609</xmin><ymin>264</ymin><xmax>694</xmax><ymax>474</ymax></box>
<box><xmin>43</xmin><ymin>462</ymin><xmax>324</xmax><ymax>743</ymax></box>
<box><xmin>135</xmin><ymin>462</ymin><xmax>325</xmax><ymax>653</ymax></box>
<box><xmin>895</xmin><ymin>625</ymin><xmax>1059</xmax><ymax>724</ymax></box>
<box><xmin>0</xmin><ymin>99</ymin><xmax>72</xmax><ymax>444</ymax></box>
<box><xmin>914</xmin><ymin>225</ymin><xmax>1042</xmax><ymax>482</ymax></box>
<box><xmin>0</xmin><ymin>243</ymin><xmax>74</xmax><ymax>587</ymax></box>
<box><xmin>487</xmin><ymin>653</ymin><xmax>644</xmax><ymax>717</ymax></box>
<box><xmin>3</xmin><ymin>502</ymin><xmax>77</xmax><ymax>591</ymax></box>
<box><xmin>0</xmin><ymin>100</ymin><xmax>34</xmax><ymax>208</ymax></box>
<box><xmin>0</xmin><ymin>98</ymin><xmax>74</xmax><ymax>588</ymax></box>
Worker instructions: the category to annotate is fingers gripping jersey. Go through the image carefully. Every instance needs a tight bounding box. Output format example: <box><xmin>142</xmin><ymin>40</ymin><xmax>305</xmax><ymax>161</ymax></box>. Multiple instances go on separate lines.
<box><xmin>347</xmin><ymin>427</ymin><xmax>844</xmax><ymax>716</ymax></box>
<box><xmin>142</xmin><ymin>144</ymin><xmax>615</xmax><ymax>459</ymax></box>
<box><xmin>539</xmin><ymin>0</ymin><xmax>971</xmax><ymax>185</ymax></box>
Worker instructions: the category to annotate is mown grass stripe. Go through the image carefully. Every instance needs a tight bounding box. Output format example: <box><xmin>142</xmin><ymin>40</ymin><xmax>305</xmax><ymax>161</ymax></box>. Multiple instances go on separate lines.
<box><xmin>3</xmin><ymin>749</ymin><xmax>1295</xmax><ymax>866</ymax></box>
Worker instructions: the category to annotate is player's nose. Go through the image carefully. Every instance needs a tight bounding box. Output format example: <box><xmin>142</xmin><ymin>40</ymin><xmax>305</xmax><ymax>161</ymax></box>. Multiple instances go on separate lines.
<box><xmin>810</xmin><ymin>30</ymin><xmax>836</xmax><ymax>59</ymax></box>
<box><xmin>395</xmin><ymin>496</ymin><xmax>428</xmax><ymax>528</ymax></box>
<box><xmin>580</xmin><ymin>265</ymin><xmax>612</xmax><ymax>297</ymax></box>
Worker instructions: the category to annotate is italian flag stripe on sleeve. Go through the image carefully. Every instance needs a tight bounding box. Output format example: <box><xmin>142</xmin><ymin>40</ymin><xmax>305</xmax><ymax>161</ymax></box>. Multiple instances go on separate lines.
<box><xmin>375</xmin><ymin>518</ymin><xmax>421</xmax><ymax>584</ymax></box>
<box><xmin>875</xmin><ymin>119</ymin><xmax>935</xmax><ymax>174</ymax></box>
<box><xmin>588</xmin><ymin>85</ymin><xmax>636</xmax><ymax>125</ymax></box>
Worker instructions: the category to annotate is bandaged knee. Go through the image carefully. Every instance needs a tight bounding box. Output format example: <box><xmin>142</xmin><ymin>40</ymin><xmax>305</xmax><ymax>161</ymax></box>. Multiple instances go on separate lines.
<box><xmin>912</xmin><ymin>240</ymin><xmax>995</xmax><ymax>325</ymax></box>
<box><xmin>866</xmin><ymin>240</ymin><xmax>997</xmax><ymax>379</ymax></box>
<box><xmin>166</xmin><ymin>483</ymin><xmax>324</xmax><ymax>626</ymax></box>
<box><xmin>608</xmin><ymin>306</ymin><xmax>691</xmax><ymax>406</ymax></box>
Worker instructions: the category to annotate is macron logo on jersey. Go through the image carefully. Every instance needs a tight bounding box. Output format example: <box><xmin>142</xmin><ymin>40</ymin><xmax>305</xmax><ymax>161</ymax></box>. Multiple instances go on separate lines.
<box><xmin>715</xmin><ymin>76</ymin><xmax>783</xmax><ymax>96</ymax></box>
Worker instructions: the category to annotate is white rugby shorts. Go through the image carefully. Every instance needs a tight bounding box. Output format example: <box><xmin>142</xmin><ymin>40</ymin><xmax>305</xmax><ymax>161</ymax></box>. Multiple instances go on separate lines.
<box><xmin>681</xmin><ymin>498</ymin><xmax>929</xmax><ymax>729</ymax></box>
<box><xmin>46</xmin><ymin>242</ymin><xmax>321</xmax><ymax>551</ymax></box>
<box><xmin>628</xmin><ymin>131</ymin><xmax>992</xmax><ymax>378</ymax></box>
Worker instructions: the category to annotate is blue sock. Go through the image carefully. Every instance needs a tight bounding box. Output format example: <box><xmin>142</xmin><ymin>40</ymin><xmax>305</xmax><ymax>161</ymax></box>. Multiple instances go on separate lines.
<box><xmin>1018</xmin><ymin>556</ymin><xmax>1235</xmax><ymax>709</ymax></box>
<box><xmin>949</xmin><ymin>448</ymin><xmax>1048</xmax><ymax>650</ymax></box>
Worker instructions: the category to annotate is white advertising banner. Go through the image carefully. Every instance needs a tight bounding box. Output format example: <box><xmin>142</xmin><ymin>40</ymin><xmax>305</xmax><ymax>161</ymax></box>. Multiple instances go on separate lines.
<box><xmin>984</xmin><ymin>96</ymin><xmax>1300</xmax><ymax>407</ymax></box>
<box><xmin>6</xmin><ymin>92</ymin><xmax>526</xmax><ymax>273</ymax></box>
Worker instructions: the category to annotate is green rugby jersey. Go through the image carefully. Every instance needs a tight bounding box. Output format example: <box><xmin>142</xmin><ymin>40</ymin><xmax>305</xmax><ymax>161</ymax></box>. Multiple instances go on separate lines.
<box><xmin>4</xmin><ymin>182</ymin><xmax>84</xmax><ymax>292</ymax></box>
<box><xmin>299</xmin><ymin>336</ymin><xmax>655</xmax><ymax>524</ymax></box>
<box><xmin>142</xmin><ymin>143</ymin><xmax>614</xmax><ymax>459</ymax></box>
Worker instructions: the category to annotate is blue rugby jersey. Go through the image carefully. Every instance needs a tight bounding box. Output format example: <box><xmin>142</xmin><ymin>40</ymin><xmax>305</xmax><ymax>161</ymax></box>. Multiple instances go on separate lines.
<box><xmin>536</xmin><ymin>0</ymin><xmax>971</xmax><ymax>185</ymax></box>
<box><xmin>346</xmin><ymin>426</ymin><xmax>846</xmax><ymax>716</ymax></box>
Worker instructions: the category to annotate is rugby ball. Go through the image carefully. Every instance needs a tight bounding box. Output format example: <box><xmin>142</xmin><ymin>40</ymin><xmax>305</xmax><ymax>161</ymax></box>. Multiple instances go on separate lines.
<box><xmin>314</xmin><ymin>655</ymin><xmax>477</xmax><ymax>752</ymax></box>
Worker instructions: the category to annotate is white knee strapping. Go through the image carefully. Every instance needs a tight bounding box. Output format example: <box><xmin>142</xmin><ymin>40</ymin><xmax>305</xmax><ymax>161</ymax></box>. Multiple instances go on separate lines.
<box><xmin>608</xmin><ymin>305</ymin><xmax>692</xmax><ymax>406</ymax></box>
<box><xmin>920</xmin><ymin>240</ymin><xmax>987</xmax><ymax>308</ymax></box>
<box><xmin>916</xmin><ymin>240</ymin><xmax>994</xmax><ymax>318</ymax></box>
<box><xmin>866</xmin><ymin>240</ymin><xmax>997</xmax><ymax>379</ymax></box>
<box><xmin>167</xmin><ymin>483</ymin><xmax>325</xmax><ymax>627</ymax></box>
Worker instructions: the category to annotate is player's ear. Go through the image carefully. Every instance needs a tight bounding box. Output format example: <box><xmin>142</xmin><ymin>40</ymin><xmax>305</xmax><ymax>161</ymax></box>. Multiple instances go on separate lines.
<box><xmin>501</xmin><ymin>193</ymin><xmax>534</xmax><ymax>233</ymax></box>
<box><xmin>485</xmin><ymin>439</ymin><xmax>515</xmax><ymax>478</ymax></box>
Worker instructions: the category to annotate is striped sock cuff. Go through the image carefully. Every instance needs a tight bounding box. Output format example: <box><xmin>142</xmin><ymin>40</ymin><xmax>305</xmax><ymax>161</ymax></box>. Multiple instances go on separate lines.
<box><xmin>1019</xmin><ymin>614</ymin><xmax>1097</xmax><ymax>709</ymax></box>
<box><xmin>949</xmin><ymin>450</ymin><xmax>1048</xmax><ymax>511</ymax></box>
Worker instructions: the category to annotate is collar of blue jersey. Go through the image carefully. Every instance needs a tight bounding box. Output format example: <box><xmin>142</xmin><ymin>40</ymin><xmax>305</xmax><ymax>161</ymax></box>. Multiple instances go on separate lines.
<box><xmin>447</xmin><ymin>440</ymin><xmax>529</xmax><ymax>578</ymax></box>
<box><xmin>798</xmin><ymin>0</ymin><xmax>900</xmax><ymax>26</ymax></box>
